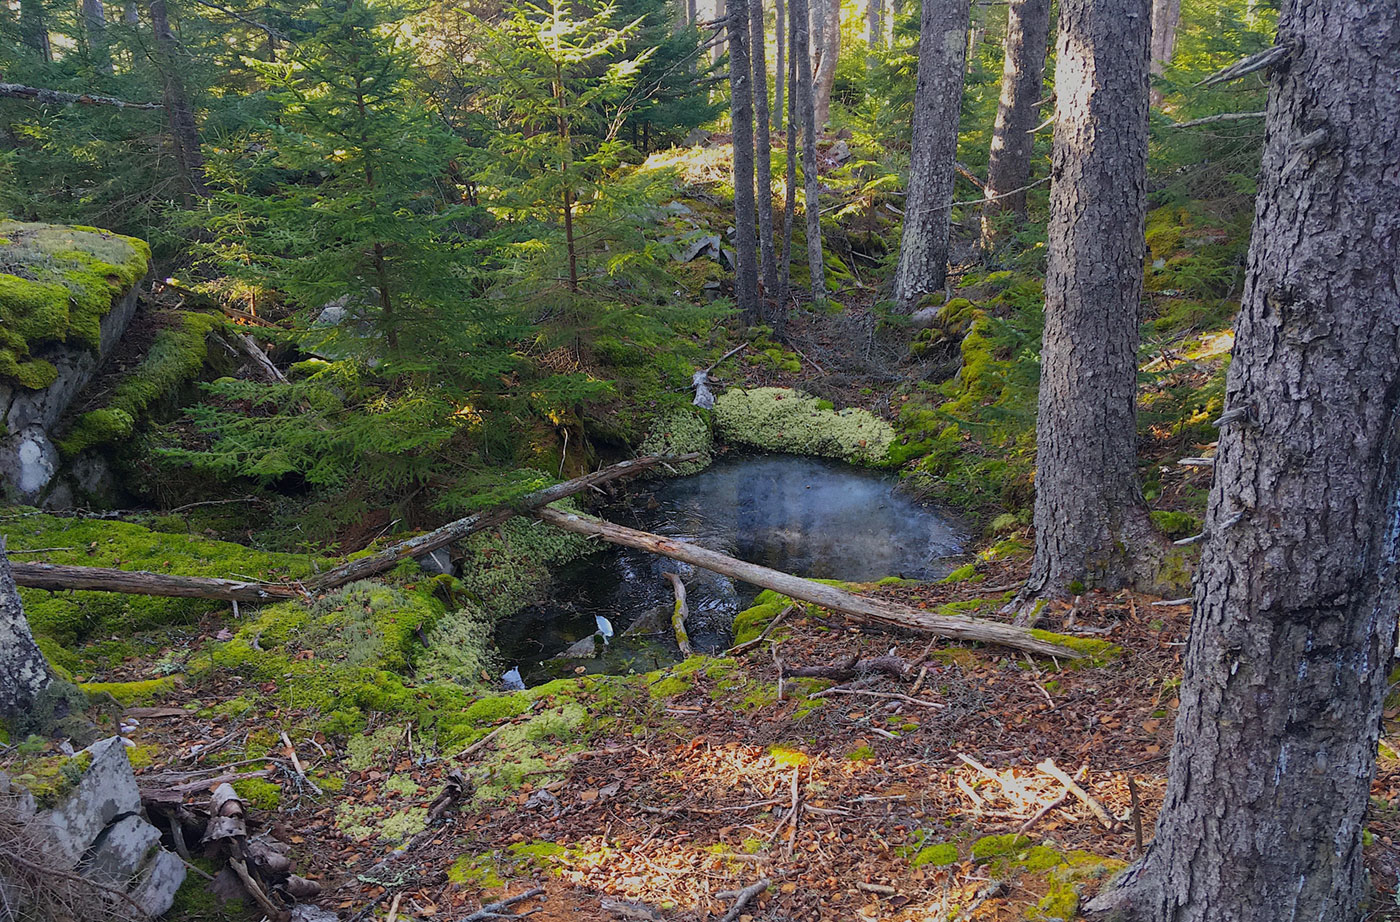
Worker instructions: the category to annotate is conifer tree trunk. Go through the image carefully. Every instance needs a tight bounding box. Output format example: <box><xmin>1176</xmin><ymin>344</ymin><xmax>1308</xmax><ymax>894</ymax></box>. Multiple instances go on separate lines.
<box><xmin>713</xmin><ymin>0</ymin><xmax>727</xmax><ymax>64</ymax></box>
<box><xmin>891</xmin><ymin>0</ymin><xmax>971</xmax><ymax>312</ymax></box>
<box><xmin>148</xmin><ymin>0</ymin><xmax>206</xmax><ymax>200</ymax></box>
<box><xmin>866</xmin><ymin>0</ymin><xmax>884</xmax><ymax>68</ymax></box>
<box><xmin>82</xmin><ymin>0</ymin><xmax>114</xmax><ymax>74</ymax></box>
<box><xmin>0</xmin><ymin>541</ymin><xmax>54</xmax><ymax>725</ymax></box>
<box><xmin>1023</xmin><ymin>0</ymin><xmax>1157</xmax><ymax>598</ymax></box>
<box><xmin>749</xmin><ymin>0</ymin><xmax>779</xmax><ymax>301</ymax></box>
<box><xmin>790</xmin><ymin>0</ymin><xmax>824</xmax><ymax>304</ymax></box>
<box><xmin>729</xmin><ymin>0</ymin><xmax>761</xmax><ymax>324</ymax></box>
<box><xmin>774</xmin><ymin>0</ymin><xmax>785</xmax><ymax>132</ymax></box>
<box><xmin>810</xmin><ymin>0</ymin><xmax>839</xmax><ymax>127</ymax></box>
<box><xmin>979</xmin><ymin>0</ymin><xmax>1051</xmax><ymax>249</ymax></box>
<box><xmin>1147</xmin><ymin>0</ymin><xmax>1179</xmax><ymax>105</ymax></box>
<box><xmin>123</xmin><ymin>0</ymin><xmax>138</xmax><ymax>24</ymax></box>
<box><xmin>19</xmin><ymin>0</ymin><xmax>52</xmax><ymax>61</ymax></box>
<box><xmin>776</xmin><ymin>0</ymin><xmax>799</xmax><ymax>336</ymax></box>
<box><xmin>1088</xmin><ymin>5</ymin><xmax>1400</xmax><ymax>921</ymax></box>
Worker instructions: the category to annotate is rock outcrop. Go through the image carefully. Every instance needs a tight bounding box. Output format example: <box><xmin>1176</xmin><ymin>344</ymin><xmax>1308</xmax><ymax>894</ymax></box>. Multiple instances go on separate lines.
<box><xmin>2</xmin><ymin>737</ymin><xmax>185</xmax><ymax>918</ymax></box>
<box><xmin>0</xmin><ymin>222</ymin><xmax>150</xmax><ymax>504</ymax></box>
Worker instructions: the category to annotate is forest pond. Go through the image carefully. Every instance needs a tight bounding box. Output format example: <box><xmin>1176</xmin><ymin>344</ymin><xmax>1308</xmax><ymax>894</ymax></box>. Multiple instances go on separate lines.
<box><xmin>498</xmin><ymin>454</ymin><xmax>965</xmax><ymax>683</ymax></box>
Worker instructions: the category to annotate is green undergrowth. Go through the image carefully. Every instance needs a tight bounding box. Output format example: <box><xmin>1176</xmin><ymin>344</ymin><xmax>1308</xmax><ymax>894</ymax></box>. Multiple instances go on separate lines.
<box><xmin>0</xmin><ymin>221</ymin><xmax>150</xmax><ymax>389</ymax></box>
<box><xmin>60</xmin><ymin>311</ymin><xmax>221</xmax><ymax>455</ymax></box>
<box><xmin>713</xmin><ymin>387</ymin><xmax>895</xmax><ymax>465</ymax></box>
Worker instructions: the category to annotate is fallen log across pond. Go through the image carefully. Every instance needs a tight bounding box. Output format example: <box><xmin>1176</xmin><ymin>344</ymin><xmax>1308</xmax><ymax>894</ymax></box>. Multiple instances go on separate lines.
<box><xmin>307</xmin><ymin>452</ymin><xmax>700</xmax><ymax>590</ymax></box>
<box><xmin>8</xmin><ymin>562</ymin><xmax>303</xmax><ymax>602</ymax></box>
<box><xmin>532</xmin><ymin>508</ymin><xmax>1077</xmax><ymax>659</ymax></box>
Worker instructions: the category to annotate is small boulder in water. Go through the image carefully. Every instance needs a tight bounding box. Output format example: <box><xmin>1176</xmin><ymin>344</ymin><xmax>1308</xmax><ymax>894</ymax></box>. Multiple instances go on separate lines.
<box><xmin>502</xmin><ymin>666</ymin><xmax>525</xmax><ymax>690</ymax></box>
<box><xmin>595</xmin><ymin>615</ymin><xmax>614</xmax><ymax>643</ymax></box>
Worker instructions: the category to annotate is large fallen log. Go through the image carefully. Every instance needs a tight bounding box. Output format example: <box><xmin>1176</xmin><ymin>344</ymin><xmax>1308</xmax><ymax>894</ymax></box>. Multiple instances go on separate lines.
<box><xmin>533</xmin><ymin>508</ymin><xmax>1077</xmax><ymax>658</ymax></box>
<box><xmin>309</xmin><ymin>453</ymin><xmax>697</xmax><ymax>590</ymax></box>
<box><xmin>9</xmin><ymin>562</ymin><xmax>302</xmax><ymax>602</ymax></box>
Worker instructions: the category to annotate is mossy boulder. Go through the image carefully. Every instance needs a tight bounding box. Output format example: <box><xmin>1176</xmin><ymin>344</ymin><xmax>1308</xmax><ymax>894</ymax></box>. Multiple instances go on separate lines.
<box><xmin>713</xmin><ymin>387</ymin><xmax>895</xmax><ymax>465</ymax></box>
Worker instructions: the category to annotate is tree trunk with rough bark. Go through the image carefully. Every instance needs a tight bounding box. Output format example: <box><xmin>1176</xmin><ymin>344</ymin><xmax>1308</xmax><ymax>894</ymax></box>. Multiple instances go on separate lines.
<box><xmin>790</xmin><ymin>0</ymin><xmax>825</xmax><ymax>305</ymax></box>
<box><xmin>866</xmin><ymin>0</ymin><xmax>884</xmax><ymax>68</ymax></box>
<box><xmin>776</xmin><ymin>0</ymin><xmax>798</xmax><ymax>336</ymax></box>
<box><xmin>0</xmin><ymin>541</ymin><xmax>54</xmax><ymax>724</ymax></box>
<box><xmin>1087</xmin><ymin>6</ymin><xmax>1400</xmax><ymax>921</ymax></box>
<box><xmin>729</xmin><ymin>0</ymin><xmax>762</xmax><ymax>324</ymax></box>
<box><xmin>148</xmin><ymin>0</ymin><xmax>206</xmax><ymax>200</ymax></box>
<box><xmin>82</xmin><ymin>0</ymin><xmax>114</xmax><ymax>74</ymax></box>
<box><xmin>774</xmin><ymin>0</ymin><xmax>786</xmax><ymax>131</ymax></box>
<box><xmin>979</xmin><ymin>0</ymin><xmax>1051</xmax><ymax>249</ymax></box>
<box><xmin>1147</xmin><ymin>0</ymin><xmax>1179</xmax><ymax>105</ymax></box>
<box><xmin>713</xmin><ymin>0</ymin><xmax>727</xmax><ymax>64</ymax></box>
<box><xmin>750</xmin><ymin>0</ymin><xmax>779</xmax><ymax>301</ymax></box>
<box><xmin>1024</xmin><ymin>0</ymin><xmax>1160</xmax><ymax>598</ymax></box>
<box><xmin>810</xmin><ymin>0</ymin><xmax>839</xmax><ymax>127</ymax></box>
<box><xmin>891</xmin><ymin>0</ymin><xmax>971</xmax><ymax>312</ymax></box>
<box><xmin>19</xmin><ymin>0</ymin><xmax>52</xmax><ymax>61</ymax></box>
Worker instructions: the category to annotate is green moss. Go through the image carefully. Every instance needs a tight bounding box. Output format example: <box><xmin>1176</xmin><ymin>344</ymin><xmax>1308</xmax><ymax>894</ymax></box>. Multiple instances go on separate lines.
<box><xmin>637</xmin><ymin>409</ymin><xmax>713</xmax><ymax>474</ymax></box>
<box><xmin>448</xmin><ymin>853</ymin><xmax>506</xmax><ymax>888</ymax></box>
<box><xmin>231</xmin><ymin>777</ymin><xmax>282</xmax><ymax>809</ymax></box>
<box><xmin>60</xmin><ymin>312</ymin><xmax>219</xmax><ymax>455</ymax></box>
<box><xmin>1027</xmin><ymin>630</ymin><xmax>1121</xmax><ymax>665</ymax></box>
<box><xmin>730</xmin><ymin>593</ymin><xmax>792</xmax><ymax>646</ymax></box>
<box><xmin>846</xmin><ymin>744</ymin><xmax>876</xmax><ymax>762</ymax></box>
<box><xmin>1148</xmin><ymin>510</ymin><xmax>1201</xmax><ymax>541</ymax></box>
<box><xmin>911</xmin><ymin>842</ymin><xmax>959</xmax><ymax>867</ymax></box>
<box><xmin>506</xmin><ymin>841</ymin><xmax>566</xmax><ymax>868</ymax></box>
<box><xmin>647</xmin><ymin>675</ymin><xmax>692</xmax><ymax>699</ymax></box>
<box><xmin>939</xmin><ymin>563</ymin><xmax>982</xmax><ymax>584</ymax></box>
<box><xmin>712</xmin><ymin>387</ymin><xmax>896</xmax><ymax>465</ymax></box>
<box><xmin>970</xmin><ymin>833</ymin><xmax>1032</xmax><ymax>861</ymax></box>
<box><xmin>9</xmin><ymin>750</ymin><xmax>94</xmax><ymax>809</ymax></box>
<box><xmin>78</xmin><ymin>676</ymin><xmax>177</xmax><ymax>705</ymax></box>
<box><xmin>0</xmin><ymin>221</ymin><xmax>150</xmax><ymax>389</ymax></box>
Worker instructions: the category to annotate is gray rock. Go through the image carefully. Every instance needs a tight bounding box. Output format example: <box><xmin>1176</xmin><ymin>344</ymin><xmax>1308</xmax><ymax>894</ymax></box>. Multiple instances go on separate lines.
<box><xmin>677</xmin><ymin>234</ymin><xmax>722</xmax><ymax>263</ymax></box>
<box><xmin>829</xmin><ymin>139</ymin><xmax>851</xmax><ymax>163</ymax></box>
<box><xmin>662</xmin><ymin>201</ymin><xmax>694</xmax><ymax>216</ymax></box>
<box><xmin>0</xmin><ymin>425</ymin><xmax>58</xmax><ymax>503</ymax></box>
<box><xmin>44</xmin><ymin>737</ymin><xmax>142</xmax><ymax>866</ymax></box>
<box><xmin>416</xmin><ymin>547</ymin><xmax>455</xmax><ymax>577</ymax></box>
<box><xmin>127</xmin><ymin>848</ymin><xmax>185</xmax><ymax>918</ymax></box>
<box><xmin>291</xmin><ymin>904</ymin><xmax>342</xmax><ymax>922</ymax></box>
<box><xmin>84</xmin><ymin>814</ymin><xmax>161</xmax><ymax>885</ymax></box>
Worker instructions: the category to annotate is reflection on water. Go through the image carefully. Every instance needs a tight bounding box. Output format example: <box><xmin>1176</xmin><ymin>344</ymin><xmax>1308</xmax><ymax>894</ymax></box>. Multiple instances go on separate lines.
<box><xmin>495</xmin><ymin>454</ymin><xmax>964</xmax><ymax>681</ymax></box>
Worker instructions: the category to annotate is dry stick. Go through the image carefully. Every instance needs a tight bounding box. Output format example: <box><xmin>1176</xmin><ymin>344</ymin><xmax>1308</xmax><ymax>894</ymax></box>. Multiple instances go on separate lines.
<box><xmin>533</xmin><ymin>508</ymin><xmax>1077</xmax><ymax>659</ymax></box>
<box><xmin>462</xmin><ymin>888</ymin><xmax>545</xmax><ymax>921</ymax></box>
<box><xmin>1037</xmin><ymin>759</ymin><xmax>1117</xmax><ymax>830</ymax></box>
<box><xmin>1127</xmin><ymin>774</ymin><xmax>1144</xmax><ymax>855</ymax></box>
<box><xmin>718</xmin><ymin>879</ymin><xmax>771</xmax><ymax>922</ymax></box>
<box><xmin>726</xmin><ymin>604</ymin><xmax>796</xmax><ymax>655</ymax></box>
<box><xmin>385</xmin><ymin>891</ymin><xmax>404</xmax><ymax>922</ymax></box>
<box><xmin>665</xmin><ymin>572</ymin><xmax>693</xmax><ymax>656</ymax></box>
<box><xmin>785</xmin><ymin>768</ymin><xmax>801</xmax><ymax>857</ymax></box>
<box><xmin>279</xmin><ymin>730</ymin><xmax>323</xmax><ymax>796</ymax></box>
<box><xmin>230</xmin><ymin>857</ymin><xmax>286</xmax><ymax>922</ymax></box>
<box><xmin>810</xmin><ymin>687</ymin><xmax>944</xmax><ymax>708</ymax></box>
<box><xmin>456</xmin><ymin>724</ymin><xmax>508</xmax><ymax>760</ymax></box>
<box><xmin>1166</xmin><ymin>110</ymin><xmax>1266</xmax><ymax>129</ymax></box>
<box><xmin>0</xmin><ymin>81</ymin><xmax>164</xmax><ymax>108</ymax></box>
<box><xmin>311</xmin><ymin>454</ymin><xmax>696</xmax><ymax>591</ymax></box>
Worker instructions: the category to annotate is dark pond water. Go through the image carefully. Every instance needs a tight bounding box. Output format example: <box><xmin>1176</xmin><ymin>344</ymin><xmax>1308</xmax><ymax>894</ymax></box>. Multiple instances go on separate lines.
<box><xmin>495</xmin><ymin>454</ymin><xmax>964</xmax><ymax>683</ymax></box>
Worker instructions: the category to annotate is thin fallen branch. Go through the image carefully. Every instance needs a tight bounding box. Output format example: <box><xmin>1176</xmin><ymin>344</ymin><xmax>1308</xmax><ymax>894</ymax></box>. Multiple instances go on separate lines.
<box><xmin>10</xmin><ymin>562</ymin><xmax>301</xmax><ymax>602</ymax></box>
<box><xmin>534</xmin><ymin>509</ymin><xmax>1077</xmax><ymax>658</ymax></box>
<box><xmin>279</xmin><ymin>730</ymin><xmax>323</xmax><ymax>796</ymax></box>
<box><xmin>462</xmin><ymin>888</ymin><xmax>545</xmax><ymax>921</ymax></box>
<box><xmin>810</xmin><ymin>687</ymin><xmax>944</xmax><ymax>708</ymax></box>
<box><xmin>1036</xmin><ymin>759</ymin><xmax>1117</xmax><ymax>831</ymax></box>
<box><xmin>0</xmin><ymin>82</ymin><xmax>164</xmax><ymax>109</ymax></box>
<box><xmin>781</xmin><ymin>654</ymin><xmax>909</xmax><ymax>682</ymax></box>
<box><xmin>725</xmin><ymin>604</ymin><xmax>795</xmax><ymax>655</ymax></box>
<box><xmin>455</xmin><ymin>724</ymin><xmax>508</xmax><ymax>760</ymax></box>
<box><xmin>665</xmin><ymin>572</ymin><xmax>693</xmax><ymax>656</ymax></box>
<box><xmin>235</xmin><ymin>333</ymin><xmax>289</xmax><ymax>384</ymax></box>
<box><xmin>311</xmin><ymin>454</ymin><xmax>697</xmax><ymax>590</ymax></box>
<box><xmin>717</xmin><ymin>879</ymin><xmax>770</xmax><ymax>922</ymax></box>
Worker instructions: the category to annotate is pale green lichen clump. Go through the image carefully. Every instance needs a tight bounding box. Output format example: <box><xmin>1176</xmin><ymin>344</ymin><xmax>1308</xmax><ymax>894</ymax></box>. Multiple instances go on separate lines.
<box><xmin>637</xmin><ymin>409</ymin><xmax>713</xmax><ymax>474</ymax></box>
<box><xmin>712</xmin><ymin>387</ymin><xmax>895</xmax><ymax>465</ymax></box>
<box><xmin>0</xmin><ymin>221</ymin><xmax>151</xmax><ymax>389</ymax></box>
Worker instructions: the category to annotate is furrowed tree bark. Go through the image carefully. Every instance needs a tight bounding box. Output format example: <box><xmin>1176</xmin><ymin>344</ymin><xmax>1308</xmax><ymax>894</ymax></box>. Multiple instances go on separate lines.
<box><xmin>10</xmin><ymin>563</ymin><xmax>303</xmax><ymax>601</ymax></box>
<box><xmin>534</xmin><ymin>507</ymin><xmax>1078</xmax><ymax>658</ymax></box>
<box><xmin>728</xmin><ymin>0</ymin><xmax>762</xmax><ymax>325</ymax></box>
<box><xmin>810</xmin><ymin>0</ymin><xmax>839</xmax><ymax>127</ymax></box>
<box><xmin>148</xmin><ymin>0</ymin><xmax>207</xmax><ymax>200</ymax></box>
<box><xmin>310</xmin><ymin>454</ymin><xmax>697</xmax><ymax>590</ymax></box>
<box><xmin>790</xmin><ymin>0</ymin><xmax>825</xmax><ymax>304</ymax></box>
<box><xmin>749</xmin><ymin>0</ymin><xmax>780</xmax><ymax>303</ymax></box>
<box><xmin>1087</xmin><ymin>5</ymin><xmax>1400</xmax><ymax>921</ymax></box>
<box><xmin>891</xmin><ymin>0</ymin><xmax>972</xmax><ymax>312</ymax></box>
<box><xmin>979</xmin><ymin>0</ymin><xmax>1051</xmax><ymax>250</ymax></box>
<box><xmin>1022</xmin><ymin>0</ymin><xmax>1162</xmax><ymax>600</ymax></box>
<box><xmin>773</xmin><ymin>0</ymin><xmax>786</xmax><ymax>132</ymax></box>
<box><xmin>866</xmin><ymin>0</ymin><xmax>884</xmax><ymax>68</ymax></box>
<box><xmin>0</xmin><ymin>540</ymin><xmax>55</xmax><ymax>724</ymax></box>
<box><xmin>1147</xmin><ymin>0</ymin><xmax>1179</xmax><ymax>105</ymax></box>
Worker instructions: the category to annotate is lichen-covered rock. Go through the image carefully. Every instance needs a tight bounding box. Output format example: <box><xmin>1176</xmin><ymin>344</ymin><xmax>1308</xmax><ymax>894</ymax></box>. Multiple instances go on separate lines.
<box><xmin>712</xmin><ymin>387</ymin><xmax>895</xmax><ymax>465</ymax></box>
<box><xmin>42</xmin><ymin>737</ymin><xmax>142</xmax><ymax>864</ymax></box>
<box><xmin>0</xmin><ymin>222</ymin><xmax>150</xmax><ymax>503</ymax></box>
